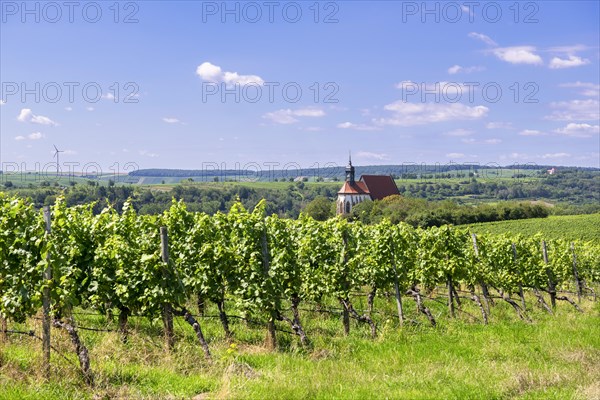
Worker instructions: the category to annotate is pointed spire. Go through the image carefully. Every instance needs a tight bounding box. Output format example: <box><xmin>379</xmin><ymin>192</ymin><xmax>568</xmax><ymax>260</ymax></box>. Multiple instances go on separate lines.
<box><xmin>345</xmin><ymin>151</ymin><xmax>355</xmax><ymax>183</ymax></box>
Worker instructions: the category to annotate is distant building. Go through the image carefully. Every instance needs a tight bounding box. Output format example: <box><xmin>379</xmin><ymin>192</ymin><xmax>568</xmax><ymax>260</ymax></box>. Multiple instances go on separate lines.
<box><xmin>547</xmin><ymin>168</ymin><xmax>556</xmax><ymax>175</ymax></box>
<box><xmin>336</xmin><ymin>156</ymin><xmax>400</xmax><ymax>215</ymax></box>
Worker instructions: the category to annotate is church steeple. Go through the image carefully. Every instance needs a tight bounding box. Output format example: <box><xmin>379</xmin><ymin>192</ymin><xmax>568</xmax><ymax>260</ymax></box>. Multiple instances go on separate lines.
<box><xmin>345</xmin><ymin>151</ymin><xmax>355</xmax><ymax>184</ymax></box>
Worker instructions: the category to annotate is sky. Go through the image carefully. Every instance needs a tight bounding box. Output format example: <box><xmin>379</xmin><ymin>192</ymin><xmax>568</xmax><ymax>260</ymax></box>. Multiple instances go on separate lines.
<box><xmin>1</xmin><ymin>1</ymin><xmax>599</xmax><ymax>175</ymax></box>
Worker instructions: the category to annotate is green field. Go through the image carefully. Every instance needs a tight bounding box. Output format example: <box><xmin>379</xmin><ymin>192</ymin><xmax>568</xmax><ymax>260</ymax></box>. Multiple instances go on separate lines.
<box><xmin>1</xmin><ymin>297</ymin><xmax>599</xmax><ymax>400</ymax></box>
<box><xmin>467</xmin><ymin>214</ymin><xmax>600</xmax><ymax>242</ymax></box>
<box><xmin>0</xmin><ymin>172</ymin><xmax>131</xmax><ymax>187</ymax></box>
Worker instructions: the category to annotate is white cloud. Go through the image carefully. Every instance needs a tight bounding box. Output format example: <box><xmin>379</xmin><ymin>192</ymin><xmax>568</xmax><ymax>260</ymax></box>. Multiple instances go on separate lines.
<box><xmin>492</xmin><ymin>46</ymin><xmax>543</xmax><ymax>65</ymax></box>
<box><xmin>0</xmin><ymin>100</ymin><xmax>5</xmax><ymax>105</ymax></box>
<box><xmin>486</xmin><ymin>121</ymin><xmax>513</xmax><ymax>129</ymax></box>
<box><xmin>548</xmin><ymin>44</ymin><xmax>589</xmax><ymax>54</ymax></box>
<box><xmin>461</xmin><ymin>5</ymin><xmax>474</xmax><ymax>17</ymax></box>
<box><xmin>502</xmin><ymin>152</ymin><xmax>574</xmax><ymax>161</ymax></box>
<box><xmin>63</xmin><ymin>150</ymin><xmax>77</xmax><ymax>155</ymax></box>
<box><xmin>139</xmin><ymin>150</ymin><xmax>159</xmax><ymax>158</ymax></box>
<box><xmin>292</xmin><ymin>109</ymin><xmax>325</xmax><ymax>117</ymax></box>
<box><xmin>65</xmin><ymin>107</ymin><xmax>73</xmax><ymax>111</ymax></box>
<box><xmin>541</xmin><ymin>152</ymin><xmax>571</xmax><ymax>159</ymax></box>
<box><xmin>446</xmin><ymin>153</ymin><xmax>466</xmax><ymax>159</ymax></box>
<box><xmin>196</xmin><ymin>62</ymin><xmax>264</xmax><ymax>86</ymax></box>
<box><xmin>162</xmin><ymin>117</ymin><xmax>180</xmax><ymax>124</ymax></box>
<box><xmin>545</xmin><ymin>99</ymin><xmax>600</xmax><ymax>121</ymax></box>
<box><xmin>395</xmin><ymin>80</ymin><xmax>467</xmax><ymax>97</ymax></box>
<box><xmin>14</xmin><ymin>135</ymin><xmax>25</xmax><ymax>141</ymax></box>
<box><xmin>468</xmin><ymin>32</ymin><xmax>497</xmax><ymax>47</ymax></box>
<box><xmin>502</xmin><ymin>152</ymin><xmax>529</xmax><ymax>160</ymax></box>
<box><xmin>102</xmin><ymin>93</ymin><xmax>115</xmax><ymax>100</ymax></box>
<box><xmin>28</xmin><ymin>132</ymin><xmax>44</xmax><ymax>140</ymax></box>
<box><xmin>484</xmin><ymin>138</ymin><xmax>502</xmax><ymax>144</ymax></box>
<box><xmin>337</xmin><ymin>122</ymin><xmax>380</xmax><ymax>131</ymax></box>
<box><xmin>196</xmin><ymin>62</ymin><xmax>223</xmax><ymax>81</ymax></box>
<box><xmin>519</xmin><ymin>129</ymin><xmax>545</xmax><ymax>136</ymax></box>
<box><xmin>558</xmin><ymin>82</ymin><xmax>600</xmax><ymax>97</ymax></box>
<box><xmin>222</xmin><ymin>71</ymin><xmax>264</xmax><ymax>86</ymax></box>
<box><xmin>461</xmin><ymin>137</ymin><xmax>501</xmax><ymax>144</ymax></box>
<box><xmin>262</xmin><ymin>108</ymin><xmax>325</xmax><ymax>124</ymax></box>
<box><xmin>444</xmin><ymin>128</ymin><xmax>473</xmax><ymax>136</ymax></box>
<box><xmin>554</xmin><ymin>123</ymin><xmax>599</xmax><ymax>138</ymax></box>
<box><xmin>447</xmin><ymin>65</ymin><xmax>484</xmax><ymax>75</ymax></box>
<box><xmin>86</xmin><ymin>107</ymin><xmax>95</xmax><ymax>112</ymax></box>
<box><xmin>447</xmin><ymin>65</ymin><xmax>462</xmax><ymax>75</ymax></box>
<box><xmin>376</xmin><ymin>102</ymin><xmax>488</xmax><ymax>126</ymax></box>
<box><xmin>356</xmin><ymin>151</ymin><xmax>389</xmax><ymax>161</ymax></box>
<box><xmin>549</xmin><ymin>55</ymin><xmax>590</xmax><ymax>69</ymax></box>
<box><xmin>395</xmin><ymin>80</ymin><xmax>416</xmax><ymax>90</ymax></box>
<box><xmin>263</xmin><ymin>111</ymin><xmax>297</xmax><ymax>125</ymax></box>
<box><xmin>17</xmin><ymin>108</ymin><xmax>58</xmax><ymax>126</ymax></box>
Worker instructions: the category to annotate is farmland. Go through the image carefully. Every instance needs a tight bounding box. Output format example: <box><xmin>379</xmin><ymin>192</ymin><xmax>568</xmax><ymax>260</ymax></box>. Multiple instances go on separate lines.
<box><xmin>468</xmin><ymin>214</ymin><xmax>600</xmax><ymax>242</ymax></box>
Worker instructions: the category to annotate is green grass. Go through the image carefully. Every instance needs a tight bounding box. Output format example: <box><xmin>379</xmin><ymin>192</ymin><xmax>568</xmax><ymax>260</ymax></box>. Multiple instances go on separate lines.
<box><xmin>466</xmin><ymin>213</ymin><xmax>600</xmax><ymax>242</ymax></box>
<box><xmin>1</xmin><ymin>294</ymin><xmax>599</xmax><ymax>399</ymax></box>
<box><xmin>0</xmin><ymin>172</ymin><xmax>130</xmax><ymax>188</ymax></box>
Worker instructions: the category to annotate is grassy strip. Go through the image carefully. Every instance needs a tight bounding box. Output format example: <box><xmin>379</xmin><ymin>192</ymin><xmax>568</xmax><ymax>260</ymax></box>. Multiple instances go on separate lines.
<box><xmin>1</xmin><ymin>295</ymin><xmax>599</xmax><ymax>399</ymax></box>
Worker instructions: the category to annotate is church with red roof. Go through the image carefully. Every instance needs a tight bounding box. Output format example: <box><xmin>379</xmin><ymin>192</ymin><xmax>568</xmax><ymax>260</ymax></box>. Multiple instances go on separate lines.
<box><xmin>336</xmin><ymin>155</ymin><xmax>400</xmax><ymax>215</ymax></box>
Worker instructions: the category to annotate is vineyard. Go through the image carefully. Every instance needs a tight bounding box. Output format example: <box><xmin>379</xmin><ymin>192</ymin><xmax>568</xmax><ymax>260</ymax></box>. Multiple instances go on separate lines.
<box><xmin>1</xmin><ymin>193</ymin><xmax>599</xmax><ymax>397</ymax></box>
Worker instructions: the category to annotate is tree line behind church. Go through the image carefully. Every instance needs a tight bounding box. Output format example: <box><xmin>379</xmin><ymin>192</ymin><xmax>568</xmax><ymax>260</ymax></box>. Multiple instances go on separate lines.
<box><xmin>2</xmin><ymin>165</ymin><xmax>597</xmax><ymax>225</ymax></box>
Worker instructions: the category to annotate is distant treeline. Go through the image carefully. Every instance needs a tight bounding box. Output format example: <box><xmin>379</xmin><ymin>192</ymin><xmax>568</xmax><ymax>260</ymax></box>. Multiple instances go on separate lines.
<box><xmin>3</xmin><ymin>181</ymin><xmax>337</xmax><ymax>217</ymax></box>
<box><xmin>128</xmin><ymin>165</ymin><xmax>600</xmax><ymax>181</ymax></box>
<box><xmin>397</xmin><ymin>170</ymin><xmax>599</xmax><ymax>205</ymax></box>
<box><xmin>2</xmin><ymin>169</ymin><xmax>598</xmax><ymax>225</ymax></box>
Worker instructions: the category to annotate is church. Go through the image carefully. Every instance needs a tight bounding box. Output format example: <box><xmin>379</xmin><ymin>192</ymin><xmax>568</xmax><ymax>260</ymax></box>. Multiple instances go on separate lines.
<box><xmin>336</xmin><ymin>156</ymin><xmax>400</xmax><ymax>215</ymax></box>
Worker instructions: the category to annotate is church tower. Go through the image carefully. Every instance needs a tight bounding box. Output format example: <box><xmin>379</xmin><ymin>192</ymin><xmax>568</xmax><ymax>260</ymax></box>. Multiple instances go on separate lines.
<box><xmin>345</xmin><ymin>154</ymin><xmax>355</xmax><ymax>184</ymax></box>
<box><xmin>336</xmin><ymin>152</ymin><xmax>401</xmax><ymax>215</ymax></box>
<box><xmin>336</xmin><ymin>152</ymin><xmax>370</xmax><ymax>215</ymax></box>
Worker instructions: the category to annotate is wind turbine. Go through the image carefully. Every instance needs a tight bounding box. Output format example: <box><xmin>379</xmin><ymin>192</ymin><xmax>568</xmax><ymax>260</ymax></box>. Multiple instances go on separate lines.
<box><xmin>53</xmin><ymin>145</ymin><xmax>64</xmax><ymax>177</ymax></box>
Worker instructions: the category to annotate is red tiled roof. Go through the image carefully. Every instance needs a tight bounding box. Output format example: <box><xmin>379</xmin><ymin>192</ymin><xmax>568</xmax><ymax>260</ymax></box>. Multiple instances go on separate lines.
<box><xmin>338</xmin><ymin>181</ymin><xmax>370</xmax><ymax>195</ymax></box>
<box><xmin>360</xmin><ymin>175</ymin><xmax>399</xmax><ymax>200</ymax></box>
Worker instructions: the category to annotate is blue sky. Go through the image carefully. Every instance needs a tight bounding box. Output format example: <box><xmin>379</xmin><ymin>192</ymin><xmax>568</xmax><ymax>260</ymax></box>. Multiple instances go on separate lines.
<box><xmin>1</xmin><ymin>1</ymin><xmax>599</xmax><ymax>173</ymax></box>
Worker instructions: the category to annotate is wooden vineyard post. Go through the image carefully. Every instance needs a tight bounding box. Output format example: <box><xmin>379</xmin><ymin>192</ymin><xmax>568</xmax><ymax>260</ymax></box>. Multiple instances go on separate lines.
<box><xmin>471</xmin><ymin>233</ymin><xmax>491</xmax><ymax>313</ymax></box>
<box><xmin>42</xmin><ymin>206</ymin><xmax>52</xmax><ymax>377</ymax></box>
<box><xmin>391</xmin><ymin>252</ymin><xmax>404</xmax><ymax>326</ymax></box>
<box><xmin>469</xmin><ymin>234</ymin><xmax>488</xmax><ymax>325</ymax></box>
<box><xmin>340</xmin><ymin>231</ymin><xmax>350</xmax><ymax>336</ymax></box>
<box><xmin>0</xmin><ymin>317</ymin><xmax>6</xmax><ymax>342</ymax></box>
<box><xmin>447</xmin><ymin>272</ymin><xmax>455</xmax><ymax>318</ymax></box>
<box><xmin>542</xmin><ymin>241</ymin><xmax>556</xmax><ymax>309</ymax></box>
<box><xmin>511</xmin><ymin>243</ymin><xmax>526</xmax><ymax>310</ymax></box>
<box><xmin>160</xmin><ymin>227</ymin><xmax>174</xmax><ymax>351</ymax></box>
<box><xmin>261</xmin><ymin>229</ymin><xmax>277</xmax><ymax>350</ymax></box>
<box><xmin>571</xmin><ymin>242</ymin><xmax>582</xmax><ymax>303</ymax></box>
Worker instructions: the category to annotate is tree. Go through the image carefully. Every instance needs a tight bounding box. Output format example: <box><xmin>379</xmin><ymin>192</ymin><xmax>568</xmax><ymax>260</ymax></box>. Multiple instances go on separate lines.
<box><xmin>303</xmin><ymin>196</ymin><xmax>334</xmax><ymax>221</ymax></box>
